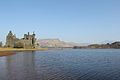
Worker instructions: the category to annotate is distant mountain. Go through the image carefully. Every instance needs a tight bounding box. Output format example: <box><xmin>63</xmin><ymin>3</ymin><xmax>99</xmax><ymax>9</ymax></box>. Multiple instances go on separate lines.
<box><xmin>67</xmin><ymin>42</ymin><xmax>90</xmax><ymax>46</ymax></box>
<box><xmin>35</xmin><ymin>39</ymin><xmax>77</xmax><ymax>48</ymax></box>
<box><xmin>78</xmin><ymin>43</ymin><xmax>90</xmax><ymax>46</ymax></box>
<box><xmin>98</xmin><ymin>40</ymin><xmax>115</xmax><ymax>44</ymax></box>
<box><xmin>35</xmin><ymin>39</ymin><xmax>118</xmax><ymax>48</ymax></box>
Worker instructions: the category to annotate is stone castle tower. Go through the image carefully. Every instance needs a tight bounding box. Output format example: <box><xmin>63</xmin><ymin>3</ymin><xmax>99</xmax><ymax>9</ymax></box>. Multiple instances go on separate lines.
<box><xmin>6</xmin><ymin>31</ymin><xmax>17</xmax><ymax>48</ymax></box>
<box><xmin>6</xmin><ymin>31</ymin><xmax>36</xmax><ymax>48</ymax></box>
<box><xmin>22</xmin><ymin>32</ymin><xmax>36</xmax><ymax>48</ymax></box>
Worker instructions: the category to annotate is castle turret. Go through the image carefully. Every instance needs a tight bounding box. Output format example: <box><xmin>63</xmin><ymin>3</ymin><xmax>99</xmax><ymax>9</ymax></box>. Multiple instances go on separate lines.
<box><xmin>23</xmin><ymin>32</ymin><xmax>36</xmax><ymax>48</ymax></box>
<box><xmin>6</xmin><ymin>31</ymin><xmax>36</xmax><ymax>48</ymax></box>
<box><xmin>8</xmin><ymin>31</ymin><xmax>13</xmax><ymax>36</ymax></box>
<box><xmin>6</xmin><ymin>31</ymin><xmax>16</xmax><ymax>47</ymax></box>
<box><xmin>28</xmin><ymin>32</ymin><xmax>30</xmax><ymax>35</ymax></box>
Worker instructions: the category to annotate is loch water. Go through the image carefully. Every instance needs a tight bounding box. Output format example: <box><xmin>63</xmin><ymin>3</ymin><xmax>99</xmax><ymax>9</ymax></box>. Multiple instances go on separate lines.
<box><xmin>0</xmin><ymin>49</ymin><xmax>120</xmax><ymax>80</ymax></box>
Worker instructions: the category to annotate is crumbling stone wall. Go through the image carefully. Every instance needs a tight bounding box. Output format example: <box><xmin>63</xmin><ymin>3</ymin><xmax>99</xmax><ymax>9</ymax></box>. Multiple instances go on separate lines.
<box><xmin>6</xmin><ymin>31</ymin><xmax>36</xmax><ymax>48</ymax></box>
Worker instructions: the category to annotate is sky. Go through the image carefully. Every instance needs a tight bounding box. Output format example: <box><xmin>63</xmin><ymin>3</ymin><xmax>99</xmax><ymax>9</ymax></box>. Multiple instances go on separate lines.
<box><xmin>0</xmin><ymin>0</ymin><xmax>120</xmax><ymax>44</ymax></box>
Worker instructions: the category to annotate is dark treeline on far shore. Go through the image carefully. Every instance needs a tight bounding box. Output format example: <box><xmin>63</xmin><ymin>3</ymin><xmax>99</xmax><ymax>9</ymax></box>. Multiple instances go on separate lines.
<box><xmin>0</xmin><ymin>42</ymin><xmax>2</xmax><ymax>48</ymax></box>
<box><xmin>73</xmin><ymin>42</ymin><xmax>120</xmax><ymax>49</ymax></box>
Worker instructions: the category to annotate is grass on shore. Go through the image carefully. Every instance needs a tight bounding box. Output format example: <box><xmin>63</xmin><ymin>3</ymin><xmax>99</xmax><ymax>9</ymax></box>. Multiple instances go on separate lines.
<box><xmin>0</xmin><ymin>47</ymin><xmax>72</xmax><ymax>57</ymax></box>
<box><xmin>0</xmin><ymin>51</ymin><xmax>16</xmax><ymax>57</ymax></box>
<box><xmin>0</xmin><ymin>48</ymin><xmax>48</xmax><ymax>51</ymax></box>
<box><xmin>0</xmin><ymin>48</ymin><xmax>48</xmax><ymax>57</ymax></box>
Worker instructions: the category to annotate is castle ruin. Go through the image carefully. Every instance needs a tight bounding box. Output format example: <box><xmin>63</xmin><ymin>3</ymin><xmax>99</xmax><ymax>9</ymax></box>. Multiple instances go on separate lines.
<box><xmin>6</xmin><ymin>31</ymin><xmax>36</xmax><ymax>48</ymax></box>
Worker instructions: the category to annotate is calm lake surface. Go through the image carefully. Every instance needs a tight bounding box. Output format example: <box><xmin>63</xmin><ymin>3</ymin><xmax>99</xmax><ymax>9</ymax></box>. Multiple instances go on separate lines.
<box><xmin>0</xmin><ymin>49</ymin><xmax>120</xmax><ymax>80</ymax></box>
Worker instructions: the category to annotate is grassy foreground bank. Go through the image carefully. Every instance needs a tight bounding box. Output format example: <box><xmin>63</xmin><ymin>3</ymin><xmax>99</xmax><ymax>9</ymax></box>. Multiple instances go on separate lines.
<box><xmin>0</xmin><ymin>48</ymin><xmax>48</xmax><ymax>57</ymax></box>
<box><xmin>0</xmin><ymin>48</ymin><xmax>48</xmax><ymax>51</ymax></box>
<box><xmin>0</xmin><ymin>47</ymin><xmax>72</xmax><ymax>57</ymax></box>
<box><xmin>0</xmin><ymin>51</ymin><xmax>16</xmax><ymax>56</ymax></box>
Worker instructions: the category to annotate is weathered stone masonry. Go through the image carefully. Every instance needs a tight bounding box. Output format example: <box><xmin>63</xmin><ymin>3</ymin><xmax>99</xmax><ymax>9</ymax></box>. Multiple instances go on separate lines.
<box><xmin>6</xmin><ymin>31</ymin><xmax>36</xmax><ymax>48</ymax></box>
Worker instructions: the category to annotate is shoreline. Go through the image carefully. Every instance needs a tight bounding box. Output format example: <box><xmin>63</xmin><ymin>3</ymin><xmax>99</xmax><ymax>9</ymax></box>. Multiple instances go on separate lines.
<box><xmin>0</xmin><ymin>48</ymin><xmax>73</xmax><ymax>57</ymax></box>
<box><xmin>0</xmin><ymin>48</ymin><xmax>120</xmax><ymax>57</ymax></box>
<box><xmin>0</xmin><ymin>48</ymin><xmax>48</xmax><ymax>57</ymax></box>
<box><xmin>0</xmin><ymin>48</ymin><xmax>71</xmax><ymax>57</ymax></box>
<box><xmin>0</xmin><ymin>51</ymin><xmax>16</xmax><ymax>57</ymax></box>
<box><xmin>0</xmin><ymin>48</ymin><xmax>48</xmax><ymax>51</ymax></box>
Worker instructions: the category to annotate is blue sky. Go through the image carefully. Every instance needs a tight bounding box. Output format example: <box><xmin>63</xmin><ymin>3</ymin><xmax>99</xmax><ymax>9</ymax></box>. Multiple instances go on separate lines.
<box><xmin>0</xmin><ymin>0</ymin><xmax>120</xmax><ymax>43</ymax></box>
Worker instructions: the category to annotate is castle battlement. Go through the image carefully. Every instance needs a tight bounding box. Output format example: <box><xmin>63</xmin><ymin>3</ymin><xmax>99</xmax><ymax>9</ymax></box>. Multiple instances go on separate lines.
<box><xmin>6</xmin><ymin>31</ymin><xmax>36</xmax><ymax>48</ymax></box>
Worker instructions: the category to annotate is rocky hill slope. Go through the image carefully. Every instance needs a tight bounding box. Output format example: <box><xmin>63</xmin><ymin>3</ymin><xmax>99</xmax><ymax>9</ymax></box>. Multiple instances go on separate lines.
<box><xmin>35</xmin><ymin>39</ymin><xmax>77</xmax><ymax>48</ymax></box>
